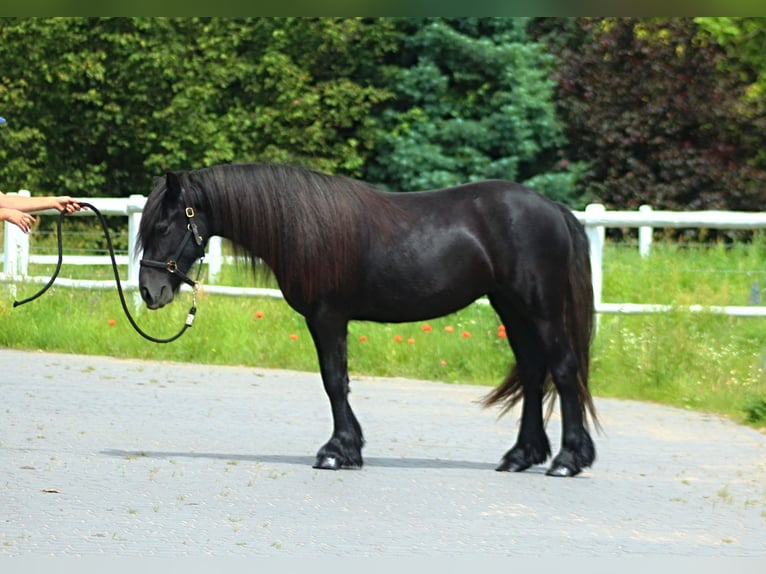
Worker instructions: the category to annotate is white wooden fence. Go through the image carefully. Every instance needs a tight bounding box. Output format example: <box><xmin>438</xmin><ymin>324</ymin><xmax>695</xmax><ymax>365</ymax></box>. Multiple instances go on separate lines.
<box><xmin>581</xmin><ymin>203</ymin><xmax>766</xmax><ymax>317</ymax></box>
<box><xmin>2</xmin><ymin>191</ymin><xmax>766</xmax><ymax>317</ymax></box>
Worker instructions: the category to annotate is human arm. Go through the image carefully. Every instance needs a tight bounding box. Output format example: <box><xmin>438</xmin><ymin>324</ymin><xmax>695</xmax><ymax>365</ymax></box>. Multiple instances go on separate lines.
<box><xmin>0</xmin><ymin>193</ymin><xmax>83</xmax><ymax>214</ymax></box>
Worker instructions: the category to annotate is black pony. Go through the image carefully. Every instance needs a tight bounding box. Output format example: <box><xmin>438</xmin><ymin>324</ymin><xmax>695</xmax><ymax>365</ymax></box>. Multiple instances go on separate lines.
<box><xmin>138</xmin><ymin>163</ymin><xmax>598</xmax><ymax>477</ymax></box>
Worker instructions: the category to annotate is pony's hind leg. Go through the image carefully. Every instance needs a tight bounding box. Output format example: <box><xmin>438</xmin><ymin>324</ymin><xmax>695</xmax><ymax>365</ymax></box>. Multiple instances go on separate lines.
<box><xmin>486</xmin><ymin>296</ymin><xmax>551</xmax><ymax>472</ymax></box>
<box><xmin>538</xmin><ymin>318</ymin><xmax>595</xmax><ymax>477</ymax></box>
<box><xmin>305</xmin><ymin>312</ymin><xmax>364</xmax><ymax>470</ymax></box>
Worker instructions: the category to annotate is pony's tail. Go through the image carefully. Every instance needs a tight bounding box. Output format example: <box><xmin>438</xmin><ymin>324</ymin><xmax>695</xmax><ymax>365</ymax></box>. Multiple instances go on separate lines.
<box><xmin>481</xmin><ymin>357</ymin><xmax>547</xmax><ymax>419</ymax></box>
<box><xmin>482</xmin><ymin>205</ymin><xmax>599</xmax><ymax>432</ymax></box>
<box><xmin>560</xmin><ymin>205</ymin><xmax>599</xmax><ymax>432</ymax></box>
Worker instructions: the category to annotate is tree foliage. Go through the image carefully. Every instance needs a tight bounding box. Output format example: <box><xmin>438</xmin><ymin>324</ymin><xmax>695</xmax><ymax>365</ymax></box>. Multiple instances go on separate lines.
<box><xmin>694</xmin><ymin>17</ymin><xmax>766</xmax><ymax>172</ymax></box>
<box><xmin>0</xmin><ymin>17</ymin><xmax>764</xmax><ymax>214</ymax></box>
<box><xmin>547</xmin><ymin>17</ymin><xmax>766</xmax><ymax>211</ymax></box>
<box><xmin>0</xmin><ymin>17</ymin><xmax>395</xmax><ymax>197</ymax></box>
<box><xmin>364</xmin><ymin>17</ymin><xmax>583</xmax><ymax>205</ymax></box>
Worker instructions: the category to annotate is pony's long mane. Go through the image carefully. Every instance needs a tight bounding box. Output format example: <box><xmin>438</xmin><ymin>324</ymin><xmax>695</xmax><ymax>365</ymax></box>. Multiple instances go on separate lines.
<box><xmin>166</xmin><ymin>163</ymin><xmax>404</xmax><ymax>301</ymax></box>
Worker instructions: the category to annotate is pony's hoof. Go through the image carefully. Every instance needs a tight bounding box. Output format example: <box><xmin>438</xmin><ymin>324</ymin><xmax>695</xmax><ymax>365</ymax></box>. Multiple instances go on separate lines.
<box><xmin>546</xmin><ymin>464</ymin><xmax>581</xmax><ymax>478</ymax></box>
<box><xmin>495</xmin><ymin>459</ymin><xmax>530</xmax><ymax>472</ymax></box>
<box><xmin>313</xmin><ymin>455</ymin><xmax>342</xmax><ymax>470</ymax></box>
<box><xmin>313</xmin><ymin>455</ymin><xmax>362</xmax><ymax>470</ymax></box>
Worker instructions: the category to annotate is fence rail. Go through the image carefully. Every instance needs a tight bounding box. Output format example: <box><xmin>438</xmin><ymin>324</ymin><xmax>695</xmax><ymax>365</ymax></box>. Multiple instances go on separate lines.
<box><xmin>2</xmin><ymin>191</ymin><xmax>766</xmax><ymax>317</ymax></box>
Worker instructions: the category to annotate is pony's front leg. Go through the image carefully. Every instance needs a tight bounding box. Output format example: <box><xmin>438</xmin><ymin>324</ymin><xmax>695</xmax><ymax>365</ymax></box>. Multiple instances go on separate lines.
<box><xmin>305</xmin><ymin>314</ymin><xmax>364</xmax><ymax>470</ymax></box>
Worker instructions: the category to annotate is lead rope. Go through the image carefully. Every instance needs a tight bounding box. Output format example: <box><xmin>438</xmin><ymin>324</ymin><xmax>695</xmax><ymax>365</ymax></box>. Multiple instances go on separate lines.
<box><xmin>13</xmin><ymin>202</ymin><xmax>199</xmax><ymax>344</ymax></box>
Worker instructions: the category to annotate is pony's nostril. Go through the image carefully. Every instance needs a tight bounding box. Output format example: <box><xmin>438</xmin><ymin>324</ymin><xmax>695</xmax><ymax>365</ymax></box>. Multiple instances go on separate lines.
<box><xmin>140</xmin><ymin>286</ymin><xmax>154</xmax><ymax>306</ymax></box>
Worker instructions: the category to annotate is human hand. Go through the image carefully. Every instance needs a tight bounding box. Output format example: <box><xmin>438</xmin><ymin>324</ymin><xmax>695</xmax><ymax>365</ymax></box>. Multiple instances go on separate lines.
<box><xmin>53</xmin><ymin>196</ymin><xmax>85</xmax><ymax>213</ymax></box>
<box><xmin>0</xmin><ymin>208</ymin><xmax>36</xmax><ymax>233</ymax></box>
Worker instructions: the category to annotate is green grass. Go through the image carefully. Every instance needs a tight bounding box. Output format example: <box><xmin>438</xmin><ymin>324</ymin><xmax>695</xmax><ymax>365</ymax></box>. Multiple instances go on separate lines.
<box><xmin>594</xmin><ymin>239</ymin><xmax>766</xmax><ymax>425</ymax></box>
<box><xmin>1</xmin><ymin>238</ymin><xmax>765</xmax><ymax>428</ymax></box>
<box><xmin>601</xmin><ymin>238</ymin><xmax>766</xmax><ymax>306</ymax></box>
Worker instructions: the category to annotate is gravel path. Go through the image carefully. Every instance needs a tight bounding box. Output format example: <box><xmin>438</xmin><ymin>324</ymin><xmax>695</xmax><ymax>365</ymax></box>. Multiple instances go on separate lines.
<box><xmin>1</xmin><ymin>349</ymin><xmax>764</xmax><ymax>556</ymax></box>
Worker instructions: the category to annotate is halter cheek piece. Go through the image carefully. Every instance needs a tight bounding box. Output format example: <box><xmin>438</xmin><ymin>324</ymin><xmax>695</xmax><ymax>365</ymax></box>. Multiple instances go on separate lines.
<box><xmin>139</xmin><ymin>188</ymin><xmax>206</xmax><ymax>289</ymax></box>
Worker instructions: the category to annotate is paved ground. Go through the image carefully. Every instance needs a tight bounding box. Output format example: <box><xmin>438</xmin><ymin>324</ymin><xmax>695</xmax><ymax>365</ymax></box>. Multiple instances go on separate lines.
<box><xmin>1</xmin><ymin>349</ymin><xmax>764</xmax><ymax>557</ymax></box>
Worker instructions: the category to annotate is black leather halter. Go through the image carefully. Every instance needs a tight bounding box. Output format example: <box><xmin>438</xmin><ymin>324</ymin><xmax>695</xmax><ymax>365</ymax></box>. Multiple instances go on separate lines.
<box><xmin>14</xmin><ymin>198</ymin><xmax>203</xmax><ymax>344</ymax></box>
<box><xmin>139</xmin><ymin>188</ymin><xmax>206</xmax><ymax>288</ymax></box>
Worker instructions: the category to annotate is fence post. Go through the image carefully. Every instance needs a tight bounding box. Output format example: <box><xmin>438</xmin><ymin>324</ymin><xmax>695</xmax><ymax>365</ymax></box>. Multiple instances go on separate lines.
<box><xmin>2</xmin><ymin>191</ymin><xmax>31</xmax><ymax>281</ymax></box>
<box><xmin>126</xmin><ymin>194</ymin><xmax>146</xmax><ymax>286</ymax></box>
<box><xmin>206</xmin><ymin>236</ymin><xmax>222</xmax><ymax>284</ymax></box>
<box><xmin>3</xmin><ymin>204</ymin><xmax>19</xmax><ymax>299</ymax></box>
<box><xmin>126</xmin><ymin>195</ymin><xmax>147</xmax><ymax>309</ymax></box>
<box><xmin>639</xmin><ymin>204</ymin><xmax>653</xmax><ymax>258</ymax></box>
<box><xmin>3</xmin><ymin>204</ymin><xmax>18</xmax><ymax>279</ymax></box>
<box><xmin>584</xmin><ymin>203</ymin><xmax>605</xmax><ymax>315</ymax></box>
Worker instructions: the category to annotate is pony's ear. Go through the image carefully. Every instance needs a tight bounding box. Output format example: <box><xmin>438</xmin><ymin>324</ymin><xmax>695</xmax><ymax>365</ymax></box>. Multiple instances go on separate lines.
<box><xmin>165</xmin><ymin>172</ymin><xmax>182</xmax><ymax>203</ymax></box>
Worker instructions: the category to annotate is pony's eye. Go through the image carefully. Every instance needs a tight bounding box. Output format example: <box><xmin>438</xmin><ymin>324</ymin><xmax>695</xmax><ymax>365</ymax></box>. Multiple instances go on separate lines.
<box><xmin>155</xmin><ymin>224</ymin><xmax>170</xmax><ymax>236</ymax></box>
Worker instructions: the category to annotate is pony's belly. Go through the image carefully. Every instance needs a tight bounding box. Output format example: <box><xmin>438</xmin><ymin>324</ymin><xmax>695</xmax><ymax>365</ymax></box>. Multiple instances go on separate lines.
<box><xmin>353</xmin><ymin>286</ymin><xmax>487</xmax><ymax>323</ymax></box>
<box><xmin>354</xmin><ymin>247</ymin><xmax>495</xmax><ymax>322</ymax></box>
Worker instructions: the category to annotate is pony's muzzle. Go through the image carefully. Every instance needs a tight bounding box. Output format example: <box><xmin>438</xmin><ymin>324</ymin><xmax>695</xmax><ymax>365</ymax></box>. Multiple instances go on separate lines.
<box><xmin>140</xmin><ymin>283</ymin><xmax>172</xmax><ymax>310</ymax></box>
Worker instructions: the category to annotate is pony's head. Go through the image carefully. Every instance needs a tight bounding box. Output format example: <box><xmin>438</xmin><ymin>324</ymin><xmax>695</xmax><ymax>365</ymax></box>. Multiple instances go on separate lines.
<box><xmin>138</xmin><ymin>172</ymin><xmax>209</xmax><ymax>309</ymax></box>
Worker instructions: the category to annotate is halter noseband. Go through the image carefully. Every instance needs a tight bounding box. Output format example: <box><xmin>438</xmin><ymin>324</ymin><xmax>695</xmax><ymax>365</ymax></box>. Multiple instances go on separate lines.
<box><xmin>140</xmin><ymin>188</ymin><xmax>206</xmax><ymax>289</ymax></box>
